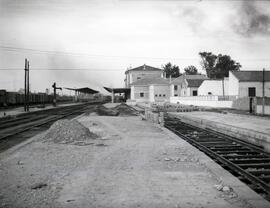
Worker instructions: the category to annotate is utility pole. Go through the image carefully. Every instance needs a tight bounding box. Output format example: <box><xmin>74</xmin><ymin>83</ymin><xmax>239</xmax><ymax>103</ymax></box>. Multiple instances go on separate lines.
<box><xmin>262</xmin><ymin>68</ymin><xmax>265</xmax><ymax>116</ymax></box>
<box><xmin>27</xmin><ymin>60</ymin><xmax>30</xmax><ymax>112</ymax></box>
<box><xmin>24</xmin><ymin>59</ymin><xmax>30</xmax><ymax>112</ymax></box>
<box><xmin>24</xmin><ymin>59</ymin><xmax>27</xmax><ymax>112</ymax></box>
<box><xmin>52</xmin><ymin>82</ymin><xmax>62</xmax><ymax>107</ymax></box>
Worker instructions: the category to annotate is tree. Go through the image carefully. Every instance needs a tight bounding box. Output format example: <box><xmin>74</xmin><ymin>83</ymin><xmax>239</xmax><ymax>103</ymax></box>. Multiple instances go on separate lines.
<box><xmin>184</xmin><ymin>65</ymin><xmax>199</xmax><ymax>75</ymax></box>
<box><xmin>162</xmin><ymin>62</ymin><xmax>181</xmax><ymax>78</ymax></box>
<box><xmin>214</xmin><ymin>54</ymin><xmax>242</xmax><ymax>78</ymax></box>
<box><xmin>199</xmin><ymin>52</ymin><xmax>241</xmax><ymax>79</ymax></box>
<box><xmin>199</xmin><ymin>52</ymin><xmax>217</xmax><ymax>78</ymax></box>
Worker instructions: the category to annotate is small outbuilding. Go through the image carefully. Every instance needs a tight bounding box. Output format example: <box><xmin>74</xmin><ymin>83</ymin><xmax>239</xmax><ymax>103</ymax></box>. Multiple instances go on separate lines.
<box><xmin>170</xmin><ymin>75</ymin><xmax>208</xmax><ymax>97</ymax></box>
<box><xmin>228</xmin><ymin>70</ymin><xmax>270</xmax><ymax>97</ymax></box>
<box><xmin>130</xmin><ymin>77</ymin><xmax>170</xmax><ymax>103</ymax></box>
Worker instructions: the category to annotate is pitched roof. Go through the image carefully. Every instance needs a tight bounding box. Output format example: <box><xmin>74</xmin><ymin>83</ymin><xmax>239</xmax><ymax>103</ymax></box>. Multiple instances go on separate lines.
<box><xmin>231</xmin><ymin>71</ymin><xmax>270</xmax><ymax>82</ymax></box>
<box><xmin>131</xmin><ymin>77</ymin><xmax>169</xmax><ymax>86</ymax></box>
<box><xmin>103</xmin><ymin>87</ymin><xmax>130</xmax><ymax>93</ymax></box>
<box><xmin>125</xmin><ymin>64</ymin><xmax>162</xmax><ymax>74</ymax></box>
<box><xmin>171</xmin><ymin>74</ymin><xmax>207</xmax><ymax>85</ymax></box>
<box><xmin>186</xmin><ymin>79</ymin><xmax>206</xmax><ymax>87</ymax></box>
<box><xmin>65</xmin><ymin>87</ymin><xmax>99</xmax><ymax>94</ymax></box>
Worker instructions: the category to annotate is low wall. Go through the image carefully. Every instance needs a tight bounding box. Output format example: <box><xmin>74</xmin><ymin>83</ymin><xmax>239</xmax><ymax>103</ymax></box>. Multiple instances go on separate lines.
<box><xmin>170</xmin><ymin>97</ymin><xmax>233</xmax><ymax>108</ymax></box>
<box><xmin>143</xmin><ymin>109</ymin><xmax>164</xmax><ymax>126</ymax></box>
<box><xmin>256</xmin><ymin>105</ymin><xmax>270</xmax><ymax>115</ymax></box>
<box><xmin>232</xmin><ymin>97</ymin><xmax>250</xmax><ymax>110</ymax></box>
<box><xmin>256</xmin><ymin>97</ymin><xmax>270</xmax><ymax>115</ymax></box>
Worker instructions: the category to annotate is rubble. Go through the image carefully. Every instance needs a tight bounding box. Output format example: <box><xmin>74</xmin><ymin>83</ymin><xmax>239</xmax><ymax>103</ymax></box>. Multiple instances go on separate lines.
<box><xmin>43</xmin><ymin>119</ymin><xmax>98</xmax><ymax>145</ymax></box>
<box><xmin>30</xmin><ymin>182</ymin><xmax>47</xmax><ymax>190</ymax></box>
<box><xmin>214</xmin><ymin>184</ymin><xmax>237</xmax><ymax>198</ymax></box>
<box><xmin>95</xmin><ymin>104</ymin><xmax>137</xmax><ymax>116</ymax></box>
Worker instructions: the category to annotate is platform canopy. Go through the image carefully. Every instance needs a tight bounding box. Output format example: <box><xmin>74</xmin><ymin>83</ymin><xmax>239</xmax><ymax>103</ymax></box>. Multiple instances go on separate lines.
<box><xmin>103</xmin><ymin>87</ymin><xmax>130</xmax><ymax>94</ymax></box>
<box><xmin>64</xmin><ymin>87</ymin><xmax>99</xmax><ymax>94</ymax></box>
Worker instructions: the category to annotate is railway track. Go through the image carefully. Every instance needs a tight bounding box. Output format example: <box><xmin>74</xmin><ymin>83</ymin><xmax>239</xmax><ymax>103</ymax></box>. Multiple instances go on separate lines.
<box><xmin>0</xmin><ymin>102</ymin><xmax>100</xmax><ymax>152</ymax></box>
<box><xmin>164</xmin><ymin>116</ymin><xmax>270</xmax><ymax>201</ymax></box>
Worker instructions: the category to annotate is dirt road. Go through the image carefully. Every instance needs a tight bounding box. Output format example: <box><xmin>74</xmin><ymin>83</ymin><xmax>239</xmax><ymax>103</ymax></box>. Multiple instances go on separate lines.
<box><xmin>0</xmin><ymin>113</ymin><xmax>267</xmax><ymax>208</ymax></box>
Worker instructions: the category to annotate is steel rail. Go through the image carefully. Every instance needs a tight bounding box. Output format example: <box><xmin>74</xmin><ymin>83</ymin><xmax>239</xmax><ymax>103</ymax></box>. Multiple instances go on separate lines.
<box><xmin>0</xmin><ymin>104</ymin><xmax>92</xmax><ymax>141</ymax></box>
<box><xmin>164</xmin><ymin>118</ymin><xmax>270</xmax><ymax>195</ymax></box>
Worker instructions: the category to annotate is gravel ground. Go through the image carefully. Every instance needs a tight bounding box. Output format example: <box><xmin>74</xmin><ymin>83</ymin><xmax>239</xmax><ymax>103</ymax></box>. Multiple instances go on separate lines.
<box><xmin>0</xmin><ymin>115</ymin><xmax>263</xmax><ymax>208</ymax></box>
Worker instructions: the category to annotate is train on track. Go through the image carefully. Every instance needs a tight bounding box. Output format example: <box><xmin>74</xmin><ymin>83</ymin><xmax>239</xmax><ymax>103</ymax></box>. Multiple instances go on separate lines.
<box><xmin>0</xmin><ymin>89</ymin><xmax>73</xmax><ymax>107</ymax></box>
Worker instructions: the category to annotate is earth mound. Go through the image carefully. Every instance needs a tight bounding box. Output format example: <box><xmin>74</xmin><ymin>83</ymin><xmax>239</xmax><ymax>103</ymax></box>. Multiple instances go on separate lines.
<box><xmin>43</xmin><ymin>119</ymin><xmax>98</xmax><ymax>145</ymax></box>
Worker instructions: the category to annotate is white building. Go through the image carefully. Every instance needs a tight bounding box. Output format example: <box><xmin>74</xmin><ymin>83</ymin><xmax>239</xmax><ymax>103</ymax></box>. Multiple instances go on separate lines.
<box><xmin>130</xmin><ymin>77</ymin><xmax>170</xmax><ymax>103</ymax></box>
<box><xmin>170</xmin><ymin>74</ymin><xmax>208</xmax><ymax>97</ymax></box>
<box><xmin>228</xmin><ymin>71</ymin><xmax>270</xmax><ymax>97</ymax></box>
<box><xmin>170</xmin><ymin>70</ymin><xmax>270</xmax><ymax>110</ymax></box>
<box><xmin>125</xmin><ymin>64</ymin><xmax>164</xmax><ymax>88</ymax></box>
<box><xmin>198</xmin><ymin>78</ymin><xmax>229</xmax><ymax>96</ymax></box>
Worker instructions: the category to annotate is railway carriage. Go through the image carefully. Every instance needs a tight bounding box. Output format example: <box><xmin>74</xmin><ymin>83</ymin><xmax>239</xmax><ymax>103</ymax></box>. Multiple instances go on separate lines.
<box><xmin>0</xmin><ymin>90</ymin><xmax>72</xmax><ymax>107</ymax></box>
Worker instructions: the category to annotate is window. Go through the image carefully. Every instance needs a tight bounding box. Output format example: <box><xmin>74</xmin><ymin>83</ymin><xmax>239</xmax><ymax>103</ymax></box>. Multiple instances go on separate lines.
<box><xmin>159</xmin><ymin>94</ymin><xmax>161</xmax><ymax>97</ymax></box>
<box><xmin>208</xmin><ymin>92</ymin><xmax>212</xmax><ymax>95</ymax></box>
<box><xmin>137</xmin><ymin>77</ymin><xmax>141</xmax><ymax>80</ymax></box>
<box><xmin>248</xmin><ymin>87</ymin><xmax>256</xmax><ymax>97</ymax></box>
<box><xmin>174</xmin><ymin>94</ymin><xmax>178</xmax><ymax>97</ymax></box>
<box><xmin>155</xmin><ymin>94</ymin><xmax>158</xmax><ymax>97</ymax></box>
<box><xmin>174</xmin><ymin>85</ymin><xmax>178</xmax><ymax>90</ymax></box>
<box><xmin>140</xmin><ymin>92</ymin><xmax>144</xmax><ymax>97</ymax></box>
<box><xmin>163</xmin><ymin>94</ymin><xmax>166</xmax><ymax>97</ymax></box>
<box><xmin>192</xmin><ymin>90</ymin><xmax>198</xmax><ymax>96</ymax></box>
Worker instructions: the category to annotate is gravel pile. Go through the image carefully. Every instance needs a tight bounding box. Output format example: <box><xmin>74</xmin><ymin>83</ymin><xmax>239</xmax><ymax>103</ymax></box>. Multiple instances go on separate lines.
<box><xmin>43</xmin><ymin>119</ymin><xmax>98</xmax><ymax>145</ymax></box>
<box><xmin>95</xmin><ymin>104</ymin><xmax>137</xmax><ymax>116</ymax></box>
<box><xmin>114</xmin><ymin>104</ymin><xmax>138</xmax><ymax>116</ymax></box>
<box><xmin>96</xmin><ymin>105</ymin><xmax>119</xmax><ymax>116</ymax></box>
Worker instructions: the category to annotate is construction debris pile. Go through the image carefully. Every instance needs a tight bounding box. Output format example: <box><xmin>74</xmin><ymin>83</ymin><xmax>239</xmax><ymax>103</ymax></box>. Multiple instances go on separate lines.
<box><xmin>114</xmin><ymin>104</ymin><xmax>138</xmax><ymax>116</ymax></box>
<box><xmin>96</xmin><ymin>104</ymin><xmax>137</xmax><ymax>116</ymax></box>
<box><xmin>43</xmin><ymin>119</ymin><xmax>98</xmax><ymax>145</ymax></box>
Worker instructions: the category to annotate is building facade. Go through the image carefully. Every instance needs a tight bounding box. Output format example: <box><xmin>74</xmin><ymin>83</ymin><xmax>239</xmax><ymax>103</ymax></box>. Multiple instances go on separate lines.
<box><xmin>125</xmin><ymin>64</ymin><xmax>164</xmax><ymax>88</ymax></box>
<box><xmin>198</xmin><ymin>78</ymin><xmax>229</xmax><ymax>96</ymax></box>
<box><xmin>170</xmin><ymin>75</ymin><xmax>208</xmax><ymax>97</ymax></box>
<box><xmin>228</xmin><ymin>71</ymin><xmax>270</xmax><ymax>98</ymax></box>
<box><xmin>130</xmin><ymin>77</ymin><xmax>170</xmax><ymax>103</ymax></box>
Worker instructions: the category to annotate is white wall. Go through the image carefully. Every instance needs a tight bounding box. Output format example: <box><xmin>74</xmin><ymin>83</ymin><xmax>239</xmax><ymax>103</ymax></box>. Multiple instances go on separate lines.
<box><xmin>256</xmin><ymin>105</ymin><xmax>270</xmax><ymax>115</ymax></box>
<box><xmin>130</xmin><ymin>86</ymin><xmax>135</xmax><ymax>100</ymax></box>
<box><xmin>131</xmin><ymin>85</ymin><xmax>149</xmax><ymax>102</ymax></box>
<box><xmin>171</xmin><ymin>84</ymin><xmax>181</xmax><ymax>97</ymax></box>
<box><xmin>149</xmin><ymin>85</ymin><xmax>155</xmax><ymax>102</ymax></box>
<box><xmin>199</xmin><ymin>79</ymin><xmax>229</xmax><ymax>96</ymax></box>
<box><xmin>152</xmin><ymin>84</ymin><xmax>170</xmax><ymax>102</ymax></box>
<box><xmin>189</xmin><ymin>87</ymin><xmax>198</xmax><ymax>96</ymax></box>
<box><xmin>239</xmin><ymin>82</ymin><xmax>270</xmax><ymax>97</ymax></box>
<box><xmin>228</xmin><ymin>71</ymin><xmax>239</xmax><ymax>96</ymax></box>
<box><xmin>170</xmin><ymin>96</ymin><xmax>233</xmax><ymax>108</ymax></box>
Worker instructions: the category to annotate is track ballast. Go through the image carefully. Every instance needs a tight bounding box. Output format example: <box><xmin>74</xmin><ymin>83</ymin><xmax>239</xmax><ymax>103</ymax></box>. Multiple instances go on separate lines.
<box><xmin>164</xmin><ymin>116</ymin><xmax>270</xmax><ymax>201</ymax></box>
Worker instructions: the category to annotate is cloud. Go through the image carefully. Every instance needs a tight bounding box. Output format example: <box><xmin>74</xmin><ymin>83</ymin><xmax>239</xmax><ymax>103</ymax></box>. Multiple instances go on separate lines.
<box><xmin>233</xmin><ymin>1</ymin><xmax>270</xmax><ymax>37</ymax></box>
<box><xmin>171</xmin><ymin>6</ymin><xmax>206</xmax><ymax>34</ymax></box>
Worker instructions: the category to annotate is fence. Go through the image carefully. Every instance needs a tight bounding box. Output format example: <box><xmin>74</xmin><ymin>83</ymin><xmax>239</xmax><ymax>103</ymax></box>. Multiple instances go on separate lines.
<box><xmin>170</xmin><ymin>96</ymin><xmax>234</xmax><ymax>108</ymax></box>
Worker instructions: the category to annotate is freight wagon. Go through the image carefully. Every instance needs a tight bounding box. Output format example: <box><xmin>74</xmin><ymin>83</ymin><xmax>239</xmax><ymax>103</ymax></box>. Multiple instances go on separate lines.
<box><xmin>0</xmin><ymin>90</ymin><xmax>73</xmax><ymax>107</ymax></box>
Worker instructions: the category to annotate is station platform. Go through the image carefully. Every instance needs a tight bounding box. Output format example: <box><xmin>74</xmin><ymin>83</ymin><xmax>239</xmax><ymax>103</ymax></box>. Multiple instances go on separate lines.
<box><xmin>0</xmin><ymin>113</ymin><xmax>269</xmax><ymax>207</ymax></box>
<box><xmin>0</xmin><ymin>102</ymin><xmax>82</xmax><ymax>118</ymax></box>
<box><xmin>168</xmin><ymin>111</ymin><xmax>270</xmax><ymax>153</ymax></box>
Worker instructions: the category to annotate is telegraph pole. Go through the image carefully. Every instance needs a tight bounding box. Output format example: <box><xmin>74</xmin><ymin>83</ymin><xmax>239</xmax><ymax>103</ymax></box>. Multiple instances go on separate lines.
<box><xmin>24</xmin><ymin>59</ymin><xmax>29</xmax><ymax>112</ymax></box>
<box><xmin>27</xmin><ymin>60</ymin><xmax>30</xmax><ymax>112</ymax></box>
<box><xmin>52</xmin><ymin>82</ymin><xmax>62</xmax><ymax>107</ymax></box>
<box><xmin>262</xmin><ymin>68</ymin><xmax>265</xmax><ymax>116</ymax></box>
<box><xmin>24</xmin><ymin>59</ymin><xmax>27</xmax><ymax>112</ymax></box>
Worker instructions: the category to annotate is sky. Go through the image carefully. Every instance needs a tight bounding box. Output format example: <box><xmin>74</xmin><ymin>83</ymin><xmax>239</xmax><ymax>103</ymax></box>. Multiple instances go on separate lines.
<box><xmin>0</xmin><ymin>0</ymin><xmax>270</xmax><ymax>94</ymax></box>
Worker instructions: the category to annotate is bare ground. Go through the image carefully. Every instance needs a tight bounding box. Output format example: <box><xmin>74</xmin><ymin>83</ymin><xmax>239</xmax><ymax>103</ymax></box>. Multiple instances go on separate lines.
<box><xmin>0</xmin><ymin>115</ymin><xmax>263</xmax><ymax>208</ymax></box>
